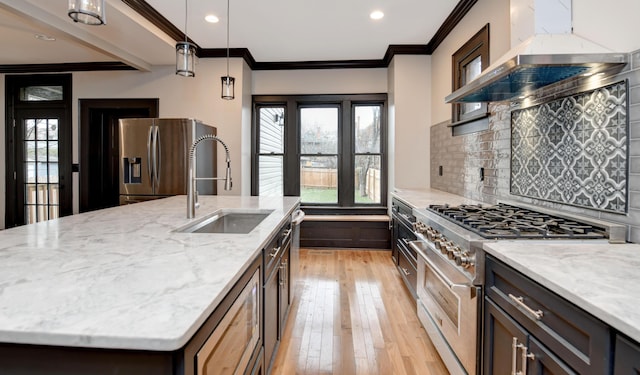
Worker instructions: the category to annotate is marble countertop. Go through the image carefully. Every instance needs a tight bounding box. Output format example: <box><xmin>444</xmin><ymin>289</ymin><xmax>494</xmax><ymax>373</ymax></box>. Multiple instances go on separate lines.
<box><xmin>391</xmin><ymin>188</ymin><xmax>640</xmax><ymax>343</ymax></box>
<box><xmin>484</xmin><ymin>242</ymin><xmax>640</xmax><ymax>343</ymax></box>
<box><xmin>0</xmin><ymin>195</ymin><xmax>300</xmax><ymax>351</ymax></box>
<box><xmin>391</xmin><ymin>188</ymin><xmax>483</xmax><ymax>209</ymax></box>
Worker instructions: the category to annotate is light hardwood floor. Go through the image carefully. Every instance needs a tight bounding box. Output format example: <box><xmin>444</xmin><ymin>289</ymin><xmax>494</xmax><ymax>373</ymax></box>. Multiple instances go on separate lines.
<box><xmin>271</xmin><ymin>249</ymin><xmax>449</xmax><ymax>375</ymax></box>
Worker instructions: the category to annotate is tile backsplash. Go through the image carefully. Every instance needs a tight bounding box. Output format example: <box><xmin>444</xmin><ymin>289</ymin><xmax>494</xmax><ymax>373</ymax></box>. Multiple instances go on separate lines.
<box><xmin>511</xmin><ymin>81</ymin><xmax>628</xmax><ymax>213</ymax></box>
<box><xmin>431</xmin><ymin>49</ymin><xmax>640</xmax><ymax>243</ymax></box>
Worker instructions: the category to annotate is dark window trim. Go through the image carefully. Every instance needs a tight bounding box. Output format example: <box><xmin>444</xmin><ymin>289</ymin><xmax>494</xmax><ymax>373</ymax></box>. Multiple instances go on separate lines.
<box><xmin>252</xmin><ymin>94</ymin><xmax>388</xmax><ymax>212</ymax></box>
<box><xmin>451</xmin><ymin>23</ymin><xmax>490</xmax><ymax>129</ymax></box>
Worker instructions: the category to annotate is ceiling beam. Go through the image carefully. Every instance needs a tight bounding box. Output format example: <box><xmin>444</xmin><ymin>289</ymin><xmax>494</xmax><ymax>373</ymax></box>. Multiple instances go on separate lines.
<box><xmin>0</xmin><ymin>0</ymin><xmax>153</xmax><ymax>71</ymax></box>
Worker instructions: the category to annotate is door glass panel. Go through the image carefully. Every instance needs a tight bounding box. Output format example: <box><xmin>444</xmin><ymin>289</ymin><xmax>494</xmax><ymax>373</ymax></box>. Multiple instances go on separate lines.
<box><xmin>354</xmin><ymin>105</ymin><xmax>381</xmax><ymax>153</ymax></box>
<box><xmin>300</xmin><ymin>107</ymin><xmax>338</xmax><ymax>154</ymax></box>
<box><xmin>22</xmin><ymin>117</ymin><xmax>60</xmax><ymax>224</ymax></box>
<box><xmin>354</xmin><ymin>155</ymin><xmax>381</xmax><ymax>203</ymax></box>
<box><xmin>300</xmin><ymin>156</ymin><xmax>338</xmax><ymax>203</ymax></box>
<box><xmin>25</xmin><ymin>119</ymin><xmax>36</xmax><ymax>140</ymax></box>
<box><xmin>258</xmin><ymin>155</ymin><xmax>283</xmax><ymax>196</ymax></box>
<box><xmin>20</xmin><ymin>85</ymin><xmax>63</xmax><ymax>101</ymax></box>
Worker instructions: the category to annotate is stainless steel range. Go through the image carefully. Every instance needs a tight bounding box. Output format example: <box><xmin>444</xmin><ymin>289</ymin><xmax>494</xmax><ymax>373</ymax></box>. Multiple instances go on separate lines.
<box><xmin>409</xmin><ymin>201</ymin><xmax>625</xmax><ymax>375</ymax></box>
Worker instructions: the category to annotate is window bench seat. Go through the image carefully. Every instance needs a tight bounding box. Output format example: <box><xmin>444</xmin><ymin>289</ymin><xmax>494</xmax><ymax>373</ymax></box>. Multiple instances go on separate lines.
<box><xmin>300</xmin><ymin>214</ymin><xmax>390</xmax><ymax>249</ymax></box>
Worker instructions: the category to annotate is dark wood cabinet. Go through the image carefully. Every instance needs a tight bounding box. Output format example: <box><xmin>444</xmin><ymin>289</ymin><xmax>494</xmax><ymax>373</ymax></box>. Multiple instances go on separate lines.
<box><xmin>484</xmin><ymin>255</ymin><xmax>610</xmax><ymax>375</ymax></box>
<box><xmin>484</xmin><ymin>298</ymin><xmax>576</xmax><ymax>375</ymax></box>
<box><xmin>262</xmin><ymin>219</ymin><xmax>293</xmax><ymax>374</ymax></box>
<box><xmin>391</xmin><ymin>197</ymin><xmax>417</xmax><ymax>298</ymax></box>
<box><xmin>614</xmin><ymin>334</ymin><xmax>640</xmax><ymax>374</ymax></box>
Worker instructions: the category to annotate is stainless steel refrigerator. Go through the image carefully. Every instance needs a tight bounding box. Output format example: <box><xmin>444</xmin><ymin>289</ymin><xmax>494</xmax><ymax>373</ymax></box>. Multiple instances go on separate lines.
<box><xmin>118</xmin><ymin>118</ymin><xmax>217</xmax><ymax>205</ymax></box>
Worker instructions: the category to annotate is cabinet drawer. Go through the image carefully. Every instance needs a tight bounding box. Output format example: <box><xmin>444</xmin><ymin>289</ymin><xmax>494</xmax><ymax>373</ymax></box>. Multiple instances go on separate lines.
<box><xmin>392</xmin><ymin>198</ymin><xmax>415</xmax><ymax>224</ymax></box>
<box><xmin>263</xmin><ymin>222</ymin><xmax>292</xmax><ymax>280</ymax></box>
<box><xmin>485</xmin><ymin>255</ymin><xmax>610</xmax><ymax>374</ymax></box>
<box><xmin>398</xmin><ymin>246</ymin><xmax>417</xmax><ymax>299</ymax></box>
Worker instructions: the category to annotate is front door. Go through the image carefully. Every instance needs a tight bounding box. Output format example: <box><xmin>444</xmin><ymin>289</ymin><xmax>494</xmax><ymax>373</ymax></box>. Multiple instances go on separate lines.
<box><xmin>5</xmin><ymin>74</ymin><xmax>72</xmax><ymax>228</ymax></box>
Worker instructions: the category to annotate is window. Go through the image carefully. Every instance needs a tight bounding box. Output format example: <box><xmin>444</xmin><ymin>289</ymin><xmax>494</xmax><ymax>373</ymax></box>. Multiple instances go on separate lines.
<box><xmin>252</xmin><ymin>94</ymin><xmax>387</xmax><ymax>212</ymax></box>
<box><xmin>451</xmin><ymin>24</ymin><xmax>490</xmax><ymax>135</ymax></box>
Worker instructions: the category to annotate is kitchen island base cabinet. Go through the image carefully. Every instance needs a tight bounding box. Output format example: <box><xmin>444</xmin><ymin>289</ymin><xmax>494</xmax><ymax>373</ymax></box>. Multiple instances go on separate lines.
<box><xmin>262</xmin><ymin>219</ymin><xmax>292</xmax><ymax>374</ymax></box>
<box><xmin>614</xmin><ymin>334</ymin><xmax>640</xmax><ymax>374</ymax></box>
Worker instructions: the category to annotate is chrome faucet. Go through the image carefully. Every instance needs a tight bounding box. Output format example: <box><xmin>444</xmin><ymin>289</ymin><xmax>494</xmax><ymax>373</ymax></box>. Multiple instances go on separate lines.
<box><xmin>187</xmin><ymin>134</ymin><xmax>232</xmax><ymax>218</ymax></box>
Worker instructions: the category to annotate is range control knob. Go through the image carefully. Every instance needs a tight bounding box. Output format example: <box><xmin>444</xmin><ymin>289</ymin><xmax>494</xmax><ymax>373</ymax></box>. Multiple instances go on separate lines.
<box><xmin>446</xmin><ymin>244</ymin><xmax>461</xmax><ymax>259</ymax></box>
<box><xmin>455</xmin><ymin>253</ymin><xmax>474</xmax><ymax>268</ymax></box>
<box><xmin>413</xmin><ymin>222</ymin><xmax>430</xmax><ymax>234</ymax></box>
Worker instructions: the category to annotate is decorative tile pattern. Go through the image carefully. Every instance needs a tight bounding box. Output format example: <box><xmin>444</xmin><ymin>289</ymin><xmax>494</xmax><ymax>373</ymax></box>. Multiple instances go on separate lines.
<box><xmin>511</xmin><ymin>81</ymin><xmax>628</xmax><ymax>213</ymax></box>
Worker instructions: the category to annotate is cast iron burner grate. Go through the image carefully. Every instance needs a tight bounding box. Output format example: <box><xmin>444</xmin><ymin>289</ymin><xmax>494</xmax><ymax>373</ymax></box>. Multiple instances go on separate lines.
<box><xmin>427</xmin><ymin>203</ymin><xmax>607</xmax><ymax>240</ymax></box>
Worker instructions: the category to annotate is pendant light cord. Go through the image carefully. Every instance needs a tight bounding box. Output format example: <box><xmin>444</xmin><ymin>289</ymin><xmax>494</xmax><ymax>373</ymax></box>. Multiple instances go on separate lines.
<box><xmin>184</xmin><ymin>0</ymin><xmax>188</xmax><ymax>43</ymax></box>
<box><xmin>226</xmin><ymin>0</ymin><xmax>230</xmax><ymax>76</ymax></box>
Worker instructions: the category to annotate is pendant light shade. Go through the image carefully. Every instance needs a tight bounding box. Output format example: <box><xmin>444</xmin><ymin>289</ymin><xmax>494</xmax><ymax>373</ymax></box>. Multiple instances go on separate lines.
<box><xmin>221</xmin><ymin>0</ymin><xmax>235</xmax><ymax>100</ymax></box>
<box><xmin>176</xmin><ymin>42</ymin><xmax>196</xmax><ymax>77</ymax></box>
<box><xmin>221</xmin><ymin>76</ymin><xmax>235</xmax><ymax>100</ymax></box>
<box><xmin>68</xmin><ymin>0</ymin><xmax>106</xmax><ymax>25</ymax></box>
<box><xmin>176</xmin><ymin>0</ymin><xmax>195</xmax><ymax>77</ymax></box>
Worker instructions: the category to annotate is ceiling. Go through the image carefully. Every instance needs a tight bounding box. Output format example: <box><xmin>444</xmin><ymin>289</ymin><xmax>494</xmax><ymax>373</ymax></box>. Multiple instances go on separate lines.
<box><xmin>0</xmin><ymin>0</ymin><xmax>463</xmax><ymax>71</ymax></box>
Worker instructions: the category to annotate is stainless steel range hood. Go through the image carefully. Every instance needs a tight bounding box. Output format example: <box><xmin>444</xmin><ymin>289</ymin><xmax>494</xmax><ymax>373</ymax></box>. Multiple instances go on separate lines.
<box><xmin>446</xmin><ymin>1</ymin><xmax>629</xmax><ymax>104</ymax></box>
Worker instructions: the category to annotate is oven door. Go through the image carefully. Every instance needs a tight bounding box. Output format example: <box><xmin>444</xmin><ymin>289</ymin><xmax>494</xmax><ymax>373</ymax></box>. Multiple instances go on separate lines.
<box><xmin>412</xmin><ymin>241</ymin><xmax>480</xmax><ymax>375</ymax></box>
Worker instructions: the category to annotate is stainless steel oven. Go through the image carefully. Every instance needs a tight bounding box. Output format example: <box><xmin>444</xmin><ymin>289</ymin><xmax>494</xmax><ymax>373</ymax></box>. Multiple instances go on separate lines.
<box><xmin>412</xmin><ymin>241</ymin><xmax>480</xmax><ymax>375</ymax></box>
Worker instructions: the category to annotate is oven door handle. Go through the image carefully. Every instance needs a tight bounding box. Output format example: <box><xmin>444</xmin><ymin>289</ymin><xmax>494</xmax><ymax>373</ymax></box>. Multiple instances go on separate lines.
<box><xmin>410</xmin><ymin>241</ymin><xmax>471</xmax><ymax>292</ymax></box>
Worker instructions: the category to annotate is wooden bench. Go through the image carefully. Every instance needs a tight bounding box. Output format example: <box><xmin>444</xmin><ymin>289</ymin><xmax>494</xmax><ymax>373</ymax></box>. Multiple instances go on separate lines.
<box><xmin>300</xmin><ymin>214</ymin><xmax>391</xmax><ymax>249</ymax></box>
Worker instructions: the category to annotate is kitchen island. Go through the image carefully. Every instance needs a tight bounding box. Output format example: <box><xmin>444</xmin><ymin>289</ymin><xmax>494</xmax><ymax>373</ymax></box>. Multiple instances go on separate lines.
<box><xmin>0</xmin><ymin>195</ymin><xmax>299</xmax><ymax>373</ymax></box>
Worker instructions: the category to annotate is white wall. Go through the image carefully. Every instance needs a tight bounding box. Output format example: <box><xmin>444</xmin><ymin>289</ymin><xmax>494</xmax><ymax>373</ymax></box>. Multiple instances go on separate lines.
<box><xmin>388</xmin><ymin>55</ymin><xmax>432</xmax><ymax>189</ymax></box>
<box><xmin>430</xmin><ymin>0</ymin><xmax>511</xmax><ymax>125</ymax></box>
<box><xmin>573</xmin><ymin>0</ymin><xmax>640</xmax><ymax>53</ymax></box>
<box><xmin>252</xmin><ymin>69</ymin><xmax>387</xmax><ymax>95</ymax></box>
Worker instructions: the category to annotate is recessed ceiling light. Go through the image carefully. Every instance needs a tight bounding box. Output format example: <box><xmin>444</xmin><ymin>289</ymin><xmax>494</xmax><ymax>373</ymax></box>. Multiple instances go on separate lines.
<box><xmin>370</xmin><ymin>10</ymin><xmax>384</xmax><ymax>20</ymax></box>
<box><xmin>205</xmin><ymin>14</ymin><xmax>219</xmax><ymax>23</ymax></box>
<box><xmin>35</xmin><ymin>34</ymin><xmax>56</xmax><ymax>41</ymax></box>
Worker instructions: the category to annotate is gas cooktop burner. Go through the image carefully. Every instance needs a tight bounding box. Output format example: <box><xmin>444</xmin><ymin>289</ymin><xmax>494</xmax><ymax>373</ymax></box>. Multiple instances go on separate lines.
<box><xmin>428</xmin><ymin>203</ymin><xmax>607</xmax><ymax>240</ymax></box>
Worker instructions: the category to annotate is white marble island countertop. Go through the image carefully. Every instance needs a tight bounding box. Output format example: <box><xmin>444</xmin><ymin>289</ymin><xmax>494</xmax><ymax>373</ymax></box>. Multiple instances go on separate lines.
<box><xmin>0</xmin><ymin>195</ymin><xmax>300</xmax><ymax>351</ymax></box>
<box><xmin>484</xmin><ymin>242</ymin><xmax>640</xmax><ymax>343</ymax></box>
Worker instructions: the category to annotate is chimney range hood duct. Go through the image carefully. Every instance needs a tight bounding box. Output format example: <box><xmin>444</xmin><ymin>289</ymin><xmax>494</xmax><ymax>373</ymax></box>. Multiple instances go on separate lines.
<box><xmin>445</xmin><ymin>1</ymin><xmax>628</xmax><ymax>104</ymax></box>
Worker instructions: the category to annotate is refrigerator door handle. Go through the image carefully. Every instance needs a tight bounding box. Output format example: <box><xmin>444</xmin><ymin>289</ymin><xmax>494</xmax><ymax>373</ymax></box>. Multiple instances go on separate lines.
<box><xmin>151</xmin><ymin>125</ymin><xmax>159</xmax><ymax>192</ymax></box>
<box><xmin>155</xmin><ymin>125</ymin><xmax>161</xmax><ymax>191</ymax></box>
<box><xmin>147</xmin><ymin>125</ymin><xmax>154</xmax><ymax>185</ymax></box>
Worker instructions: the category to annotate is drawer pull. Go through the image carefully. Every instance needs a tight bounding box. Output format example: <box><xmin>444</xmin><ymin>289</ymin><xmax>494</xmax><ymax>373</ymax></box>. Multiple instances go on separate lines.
<box><xmin>509</xmin><ymin>293</ymin><xmax>544</xmax><ymax>320</ymax></box>
<box><xmin>401</xmin><ymin>267</ymin><xmax>410</xmax><ymax>276</ymax></box>
<box><xmin>269</xmin><ymin>246</ymin><xmax>281</xmax><ymax>258</ymax></box>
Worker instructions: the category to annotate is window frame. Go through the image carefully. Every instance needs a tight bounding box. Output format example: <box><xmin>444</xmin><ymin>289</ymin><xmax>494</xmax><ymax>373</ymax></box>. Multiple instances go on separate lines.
<box><xmin>252</xmin><ymin>94</ymin><xmax>388</xmax><ymax>214</ymax></box>
<box><xmin>451</xmin><ymin>24</ymin><xmax>490</xmax><ymax>130</ymax></box>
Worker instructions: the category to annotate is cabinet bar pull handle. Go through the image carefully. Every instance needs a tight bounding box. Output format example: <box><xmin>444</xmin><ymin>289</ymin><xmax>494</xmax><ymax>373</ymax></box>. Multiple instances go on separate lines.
<box><xmin>401</xmin><ymin>267</ymin><xmax>410</xmax><ymax>276</ymax></box>
<box><xmin>508</xmin><ymin>293</ymin><xmax>544</xmax><ymax>320</ymax></box>
<box><xmin>519</xmin><ymin>343</ymin><xmax>535</xmax><ymax>375</ymax></box>
<box><xmin>511</xmin><ymin>337</ymin><xmax>518</xmax><ymax>375</ymax></box>
<box><xmin>269</xmin><ymin>246</ymin><xmax>281</xmax><ymax>258</ymax></box>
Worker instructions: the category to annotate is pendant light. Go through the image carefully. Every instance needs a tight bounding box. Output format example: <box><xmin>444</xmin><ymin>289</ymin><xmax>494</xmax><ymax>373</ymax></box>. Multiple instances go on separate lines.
<box><xmin>221</xmin><ymin>0</ymin><xmax>235</xmax><ymax>100</ymax></box>
<box><xmin>68</xmin><ymin>0</ymin><xmax>106</xmax><ymax>25</ymax></box>
<box><xmin>176</xmin><ymin>0</ymin><xmax>196</xmax><ymax>77</ymax></box>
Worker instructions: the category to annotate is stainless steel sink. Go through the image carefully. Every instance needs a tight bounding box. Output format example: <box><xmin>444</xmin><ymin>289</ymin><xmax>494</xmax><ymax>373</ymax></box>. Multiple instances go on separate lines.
<box><xmin>175</xmin><ymin>209</ymin><xmax>274</xmax><ymax>234</ymax></box>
